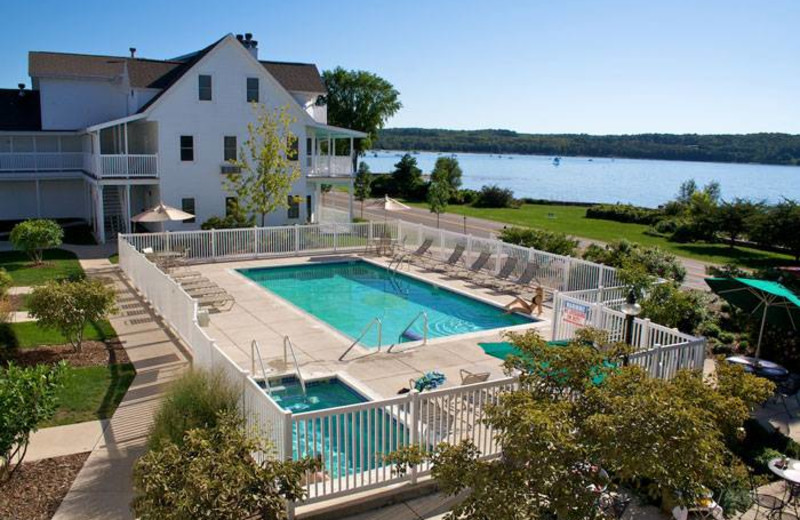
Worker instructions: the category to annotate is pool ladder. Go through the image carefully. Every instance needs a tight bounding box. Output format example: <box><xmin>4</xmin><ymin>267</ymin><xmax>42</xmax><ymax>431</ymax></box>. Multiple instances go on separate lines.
<box><xmin>250</xmin><ymin>339</ymin><xmax>273</xmax><ymax>396</ymax></box>
<box><xmin>338</xmin><ymin>317</ymin><xmax>382</xmax><ymax>361</ymax></box>
<box><xmin>390</xmin><ymin>311</ymin><xmax>428</xmax><ymax>352</ymax></box>
<box><xmin>283</xmin><ymin>336</ymin><xmax>307</xmax><ymax>396</ymax></box>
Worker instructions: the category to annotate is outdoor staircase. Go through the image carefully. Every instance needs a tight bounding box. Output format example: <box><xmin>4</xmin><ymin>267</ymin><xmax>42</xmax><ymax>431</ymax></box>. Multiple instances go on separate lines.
<box><xmin>103</xmin><ymin>187</ymin><xmax>124</xmax><ymax>240</ymax></box>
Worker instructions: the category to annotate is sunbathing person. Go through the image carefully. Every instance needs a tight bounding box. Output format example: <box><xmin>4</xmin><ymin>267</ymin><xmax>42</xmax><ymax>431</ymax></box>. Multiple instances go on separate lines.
<box><xmin>505</xmin><ymin>287</ymin><xmax>544</xmax><ymax>316</ymax></box>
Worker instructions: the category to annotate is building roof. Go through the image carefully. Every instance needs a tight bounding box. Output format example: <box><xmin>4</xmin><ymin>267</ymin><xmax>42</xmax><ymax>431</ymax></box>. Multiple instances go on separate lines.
<box><xmin>28</xmin><ymin>51</ymin><xmax>327</xmax><ymax>94</ymax></box>
<box><xmin>0</xmin><ymin>89</ymin><xmax>41</xmax><ymax>130</ymax></box>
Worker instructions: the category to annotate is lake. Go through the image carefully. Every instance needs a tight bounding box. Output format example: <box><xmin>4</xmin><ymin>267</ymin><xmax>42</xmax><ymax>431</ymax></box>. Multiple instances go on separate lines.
<box><xmin>362</xmin><ymin>151</ymin><xmax>800</xmax><ymax>208</ymax></box>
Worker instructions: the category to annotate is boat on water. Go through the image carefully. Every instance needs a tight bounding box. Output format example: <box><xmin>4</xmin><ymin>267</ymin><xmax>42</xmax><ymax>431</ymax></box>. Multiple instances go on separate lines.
<box><xmin>553</xmin><ymin>157</ymin><xmax>561</xmax><ymax>166</ymax></box>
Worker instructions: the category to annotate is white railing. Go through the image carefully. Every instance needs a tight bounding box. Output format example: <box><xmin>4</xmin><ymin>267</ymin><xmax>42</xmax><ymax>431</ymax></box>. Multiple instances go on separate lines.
<box><xmin>100</xmin><ymin>154</ymin><xmax>158</xmax><ymax>177</ymax></box>
<box><xmin>0</xmin><ymin>152</ymin><xmax>87</xmax><ymax>173</ymax></box>
<box><xmin>558</xmin><ymin>285</ymin><xmax>629</xmax><ymax>310</ymax></box>
<box><xmin>551</xmin><ymin>291</ymin><xmax>706</xmax><ymax>376</ymax></box>
<box><xmin>308</xmin><ymin>155</ymin><xmax>353</xmax><ymax>177</ymax></box>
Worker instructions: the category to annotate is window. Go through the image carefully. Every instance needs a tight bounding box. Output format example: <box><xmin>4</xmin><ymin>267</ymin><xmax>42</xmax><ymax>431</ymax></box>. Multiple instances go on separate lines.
<box><xmin>287</xmin><ymin>136</ymin><xmax>299</xmax><ymax>161</ymax></box>
<box><xmin>287</xmin><ymin>195</ymin><xmax>300</xmax><ymax>219</ymax></box>
<box><xmin>198</xmin><ymin>75</ymin><xmax>212</xmax><ymax>101</ymax></box>
<box><xmin>223</xmin><ymin>136</ymin><xmax>237</xmax><ymax>162</ymax></box>
<box><xmin>306</xmin><ymin>195</ymin><xmax>312</xmax><ymax>222</ymax></box>
<box><xmin>180</xmin><ymin>136</ymin><xmax>194</xmax><ymax>161</ymax></box>
<box><xmin>181</xmin><ymin>198</ymin><xmax>196</xmax><ymax>223</ymax></box>
<box><xmin>225</xmin><ymin>197</ymin><xmax>238</xmax><ymax>217</ymax></box>
<box><xmin>246</xmin><ymin>77</ymin><xmax>259</xmax><ymax>102</ymax></box>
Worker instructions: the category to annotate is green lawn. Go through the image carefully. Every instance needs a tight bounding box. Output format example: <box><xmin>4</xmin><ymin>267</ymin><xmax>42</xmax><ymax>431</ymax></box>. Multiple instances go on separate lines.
<box><xmin>0</xmin><ymin>248</ymin><xmax>83</xmax><ymax>286</ymax></box>
<box><xmin>108</xmin><ymin>253</ymin><xmax>119</xmax><ymax>264</ymax></box>
<box><xmin>42</xmin><ymin>362</ymin><xmax>136</xmax><ymax>427</ymax></box>
<box><xmin>409</xmin><ymin>202</ymin><xmax>797</xmax><ymax>269</ymax></box>
<box><xmin>0</xmin><ymin>320</ymin><xmax>116</xmax><ymax>349</ymax></box>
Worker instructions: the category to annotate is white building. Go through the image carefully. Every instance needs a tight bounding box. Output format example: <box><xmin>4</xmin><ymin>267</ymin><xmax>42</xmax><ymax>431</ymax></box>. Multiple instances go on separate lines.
<box><xmin>0</xmin><ymin>33</ymin><xmax>363</xmax><ymax>242</ymax></box>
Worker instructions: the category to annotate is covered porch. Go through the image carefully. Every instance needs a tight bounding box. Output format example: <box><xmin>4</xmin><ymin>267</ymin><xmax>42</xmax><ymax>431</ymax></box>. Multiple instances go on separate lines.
<box><xmin>87</xmin><ymin>115</ymin><xmax>159</xmax><ymax>179</ymax></box>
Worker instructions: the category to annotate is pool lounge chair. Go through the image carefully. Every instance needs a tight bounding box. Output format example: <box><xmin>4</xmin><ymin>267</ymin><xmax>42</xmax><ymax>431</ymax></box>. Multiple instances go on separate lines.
<box><xmin>432</xmin><ymin>243</ymin><xmax>466</xmax><ymax>272</ymax></box>
<box><xmin>480</xmin><ymin>256</ymin><xmax>518</xmax><ymax>288</ymax></box>
<box><xmin>451</xmin><ymin>250</ymin><xmax>492</xmax><ymax>278</ymax></box>
<box><xmin>401</xmin><ymin>237</ymin><xmax>434</xmax><ymax>264</ymax></box>
<box><xmin>497</xmin><ymin>261</ymin><xmax>539</xmax><ymax>292</ymax></box>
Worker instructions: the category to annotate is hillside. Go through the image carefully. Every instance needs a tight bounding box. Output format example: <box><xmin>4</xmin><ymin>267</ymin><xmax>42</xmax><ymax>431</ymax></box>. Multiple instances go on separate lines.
<box><xmin>374</xmin><ymin>128</ymin><xmax>800</xmax><ymax>166</ymax></box>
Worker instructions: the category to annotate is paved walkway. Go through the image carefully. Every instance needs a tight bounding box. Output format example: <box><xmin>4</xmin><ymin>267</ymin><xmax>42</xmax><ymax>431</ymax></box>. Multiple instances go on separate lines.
<box><xmin>51</xmin><ymin>258</ymin><xmax>189</xmax><ymax>519</ymax></box>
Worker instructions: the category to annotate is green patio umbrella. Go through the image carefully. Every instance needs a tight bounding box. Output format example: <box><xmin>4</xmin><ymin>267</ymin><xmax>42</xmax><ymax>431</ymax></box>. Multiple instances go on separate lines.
<box><xmin>705</xmin><ymin>277</ymin><xmax>800</xmax><ymax>358</ymax></box>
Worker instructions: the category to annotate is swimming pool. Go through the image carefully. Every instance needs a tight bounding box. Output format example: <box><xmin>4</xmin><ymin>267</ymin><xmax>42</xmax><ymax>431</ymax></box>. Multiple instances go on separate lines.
<box><xmin>263</xmin><ymin>376</ymin><xmax>408</xmax><ymax>477</ymax></box>
<box><xmin>239</xmin><ymin>260</ymin><xmax>533</xmax><ymax>347</ymax></box>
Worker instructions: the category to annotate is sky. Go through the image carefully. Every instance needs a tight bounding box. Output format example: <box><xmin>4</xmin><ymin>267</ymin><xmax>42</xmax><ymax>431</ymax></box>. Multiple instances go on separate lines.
<box><xmin>1</xmin><ymin>0</ymin><xmax>798</xmax><ymax>135</ymax></box>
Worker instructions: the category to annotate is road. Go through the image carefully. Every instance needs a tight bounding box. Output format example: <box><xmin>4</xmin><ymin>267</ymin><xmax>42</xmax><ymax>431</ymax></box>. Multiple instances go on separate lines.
<box><xmin>326</xmin><ymin>192</ymin><xmax>712</xmax><ymax>291</ymax></box>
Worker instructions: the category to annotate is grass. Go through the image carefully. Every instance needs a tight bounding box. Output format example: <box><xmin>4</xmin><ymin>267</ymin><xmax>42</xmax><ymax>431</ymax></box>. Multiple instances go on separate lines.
<box><xmin>0</xmin><ymin>320</ymin><xmax>116</xmax><ymax>349</ymax></box>
<box><xmin>408</xmin><ymin>202</ymin><xmax>798</xmax><ymax>269</ymax></box>
<box><xmin>108</xmin><ymin>253</ymin><xmax>119</xmax><ymax>264</ymax></box>
<box><xmin>42</xmin><ymin>362</ymin><xmax>136</xmax><ymax>427</ymax></box>
<box><xmin>0</xmin><ymin>249</ymin><xmax>83</xmax><ymax>286</ymax></box>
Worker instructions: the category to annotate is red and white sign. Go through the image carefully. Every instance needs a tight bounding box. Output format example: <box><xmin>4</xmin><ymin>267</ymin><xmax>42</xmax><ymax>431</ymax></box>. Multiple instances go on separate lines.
<box><xmin>563</xmin><ymin>301</ymin><xmax>590</xmax><ymax>327</ymax></box>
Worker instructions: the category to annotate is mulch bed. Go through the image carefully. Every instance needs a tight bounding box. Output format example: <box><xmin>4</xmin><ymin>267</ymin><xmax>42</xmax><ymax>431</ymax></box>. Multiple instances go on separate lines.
<box><xmin>1</xmin><ymin>338</ymin><xmax>130</xmax><ymax>368</ymax></box>
<box><xmin>0</xmin><ymin>451</ymin><xmax>90</xmax><ymax>520</ymax></box>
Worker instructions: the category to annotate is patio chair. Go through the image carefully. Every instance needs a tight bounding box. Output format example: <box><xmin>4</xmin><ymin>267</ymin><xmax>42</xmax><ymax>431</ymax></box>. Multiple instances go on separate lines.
<box><xmin>746</xmin><ymin>471</ymin><xmax>785</xmax><ymax>519</ymax></box>
<box><xmin>197</xmin><ymin>292</ymin><xmax>235</xmax><ymax>312</ymax></box>
<box><xmin>497</xmin><ymin>261</ymin><xmax>539</xmax><ymax>292</ymax></box>
<box><xmin>597</xmin><ymin>491</ymin><xmax>631</xmax><ymax>519</ymax></box>
<box><xmin>481</xmin><ymin>256</ymin><xmax>518</xmax><ymax>288</ymax></box>
<box><xmin>772</xmin><ymin>375</ymin><xmax>800</xmax><ymax>418</ymax></box>
<box><xmin>417</xmin><ymin>394</ymin><xmax>470</xmax><ymax>444</ymax></box>
<box><xmin>432</xmin><ymin>243</ymin><xmax>466</xmax><ymax>272</ymax></box>
<box><xmin>401</xmin><ymin>237</ymin><xmax>434</xmax><ymax>264</ymax></box>
<box><xmin>460</xmin><ymin>368</ymin><xmax>491</xmax><ymax>385</ymax></box>
<box><xmin>452</xmin><ymin>250</ymin><xmax>492</xmax><ymax>279</ymax></box>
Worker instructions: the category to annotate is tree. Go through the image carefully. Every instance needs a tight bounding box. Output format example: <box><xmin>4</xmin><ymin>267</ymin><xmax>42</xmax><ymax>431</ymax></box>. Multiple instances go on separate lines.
<box><xmin>132</xmin><ymin>412</ymin><xmax>318</xmax><ymax>520</ymax></box>
<box><xmin>427</xmin><ymin>179</ymin><xmax>449</xmax><ymax>228</ymax></box>
<box><xmin>715</xmin><ymin>198</ymin><xmax>760</xmax><ymax>248</ymax></box>
<box><xmin>753</xmin><ymin>199</ymin><xmax>800</xmax><ymax>260</ymax></box>
<box><xmin>200</xmin><ymin>200</ymin><xmax>255</xmax><ymax>230</ymax></box>
<box><xmin>582</xmin><ymin>239</ymin><xmax>687</xmax><ymax>283</ymax></box>
<box><xmin>0</xmin><ymin>362</ymin><xmax>65</xmax><ymax>483</ymax></box>
<box><xmin>321</xmin><ymin>67</ymin><xmax>401</xmax><ymax>170</ymax></box>
<box><xmin>391</xmin><ymin>154</ymin><xmax>423</xmax><ymax>199</ymax></box>
<box><xmin>9</xmin><ymin>219</ymin><xmax>63</xmax><ymax>265</ymax></box>
<box><xmin>353</xmin><ymin>162</ymin><xmax>372</xmax><ymax>218</ymax></box>
<box><xmin>473</xmin><ymin>184</ymin><xmax>516</xmax><ymax>208</ymax></box>
<box><xmin>226</xmin><ymin>104</ymin><xmax>301</xmax><ymax>226</ymax></box>
<box><xmin>389</xmin><ymin>330</ymin><xmax>773</xmax><ymax>519</ymax></box>
<box><xmin>430</xmin><ymin>156</ymin><xmax>463</xmax><ymax>196</ymax></box>
<box><xmin>28</xmin><ymin>279</ymin><xmax>116</xmax><ymax>352</ymax></box>
<box><xmin>676</xmin><ymin>179</ymin><xmax>698</xmax><ymax>205</ymax></box>
<box><xmin>640</xmin><ymin>282</ymin><xmax>716</xmax><ymax>335</ymax></box>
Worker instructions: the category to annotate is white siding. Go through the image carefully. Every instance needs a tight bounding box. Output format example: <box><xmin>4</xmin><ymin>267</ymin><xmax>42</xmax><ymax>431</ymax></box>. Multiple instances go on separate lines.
<box><xmin>147</xmin><ymin>38</ymin><xmax>314</xmax><ymax>230</ymax></box>
<box><xmin>0</xmin><ymin>179</ymin><xmax>88</xmax><ymax>220</ymax></box>
<box><xmin>39</xmin><ymin>78</ymin><xmax>129</xmax><ymax>130</ymax></box>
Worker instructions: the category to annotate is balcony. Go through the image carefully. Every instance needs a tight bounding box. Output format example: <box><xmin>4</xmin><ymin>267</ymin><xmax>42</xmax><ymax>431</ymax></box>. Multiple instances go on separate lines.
<box><xmin>100</xmin><ymin>154</ymin><xmax>159</xmax><ymax>178</ymax></box>
<box><xmin>307</xmin><ymin>156</ymin><xmax>354</xmax><ymax>179</ymax></box>
<box><xmin>0</xmin><ymin>152</ymin><xmax>88</xmax><ymax>173</ymax></box>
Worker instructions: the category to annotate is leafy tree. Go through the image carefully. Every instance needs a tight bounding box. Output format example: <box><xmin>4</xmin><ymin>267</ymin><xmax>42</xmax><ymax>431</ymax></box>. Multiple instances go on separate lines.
<box><xmin>640</xmin><ymin>282</ymin><xmax>716</xmax><ymax>335</ymax></box>
<box><xmin>753</xmin><ymin>199</ymin><xmax>800</xmax><ymax>260</ymax></box>
<box><xmin>715</xmin><ymin>198</ymin><xmax>761</xmax><ymax>247</ymax></box>
<box><xmin>427</xmin><ymin>179</ymin><xmax>450</xmax><ymax>228</ymax></box>
<box><xmin>391</xmin><ymin>154</ymin><xmax>423</xmax><ymax>199</ymax></box>
<box><xmin>9</xmin><ymin>219</ymin><xmax>63</xmax><ymax>265</ymax></box>
<box><xmin>353</xmin><ymin>162</ymin><xmax>372</xmax><ymax>218</ymax></box>
<box><xmin>473</xmin><ymin>184</ymin><xmax>516</xmax><ymax>208</ymax></box>
<box><xmin>200</xmin><ymin>200</ymin><xmax>255</xmax><ymax>230</ymax></box>
<box><xmin>676</xmin><ymin>179</ymin><xmax>698</xmax><ymax>205</ymax></box>
<box><xmin>0</xmin><ymin>362</ymin><xmax>65</xmax><ymax>483</ymax></box>
<box><xmin>27</xmin><ymin>279</ymin><xmax>116</xmax><ymax>352</ymax></box>
<box><xmin>430</xmin><ymin>156</ymin><xmax>463</xmax><ymax>194</ymax></box>
<box><xmin>132</xmin><ymin>411</ymin><xmax>318</xmax><ymax>520</ymax></box>
<box><xmin>583</xmin><ymin>239</ymin><xmax>686</xmax><ymax>283</ymax></box>
<box><xmin>389</xmin><ymin>330</ymin><xmax>773</xmax><ymax>519</ymax></box>
<box><xmin>321</xmin><ymin>67</ymin><xmax>402</xmax><ymax>170</ymax></box>
<box><xmin>226</xmin><ymin>104</ymin><xmax>301</xmax><ymax>226</ymax></box>
<box><xmin>499</xmin><ymin>226</ymin><xmax>578</xmax><ymax>256</ymax></box>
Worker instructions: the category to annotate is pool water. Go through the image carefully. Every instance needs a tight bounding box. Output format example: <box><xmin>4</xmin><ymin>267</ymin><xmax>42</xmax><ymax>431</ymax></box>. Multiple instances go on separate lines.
<box><xmin>264</xmin><ymin>377</ymin><xmax>408</xmax><ymax>477</ymax></box>
<box><xmin>239</xmin><ymin>261</ymin><xmax>533</xmax><ymax>347</ymax></box>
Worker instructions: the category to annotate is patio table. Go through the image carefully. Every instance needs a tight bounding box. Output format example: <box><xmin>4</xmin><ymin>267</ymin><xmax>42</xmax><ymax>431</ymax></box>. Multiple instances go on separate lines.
<box><xmin>769</xmin><ymin>457</ymin><xmax>800</xmax><ymax>511</ymax></box>
<box><xmin>726</xmin><ymin>356</ymin><xmax>789</xmax><ymax>382</ymax></box>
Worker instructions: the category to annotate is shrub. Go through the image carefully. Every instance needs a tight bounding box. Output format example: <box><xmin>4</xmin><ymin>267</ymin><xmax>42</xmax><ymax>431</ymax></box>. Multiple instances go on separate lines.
<box><xmin>148</xmin><ymin>368</ymin><xmax>240</xmax><ymax>450</ymax></box>
<box><xmin>582</xmin><ymin>239</ymin><xmax>686</xmax><ymax>283</ymax></box>
<box><xmin>9</xmin><ymin>219</ymin><xmax>63</xmax><ymax>265</ymax></box>
<box><xmin>0</xmin><ymin>269</ymin><xmax>11</xmax><ymax>299</ymax></box>
<box><xmin>27</xmin><ymin>278</ymin><xmax>117</xmax><ymax>352</ymax></box>
<box><xmin>653</xmin><ymin>218</ymin><xmax>680</xmax><ymax>235</ymax></box>
<box><xmin>451</xmin><ymin>188</ymin><xmax>478</xmax><ymax>205</ymax></box>
<box><xmin>499</xmin><ymin>227</ymin><xmax>578</xmax><ymax>256</ymax></box>
<box><xmin>669</xmin><ymin>221</ymin><xmax>698</xmax><ymax>243</ymax></box>
<box><xmin>132</xmin><ymin>411</ymin><xmax>318</xmax><ymax>520</ymax></box>
<box><xmin>585</xmin><ymin>204</ymin><xmax>662</xmax><ymax>225</ymax></box>
<box><xmin>0</xmin><ymin>362</ymin><xmax>66</xmax><ymax>483</ymax></box>
<box><xmin>200</xmin><ymin>214</ymin><xmax>255</xmax><ymax>230</ymax></box>
<box><xmin>640</xmin><ymin>283</ymin><xmax>716</xmax><ymax>335</ymax></box>
<box><xmin>473</xmin><ymin>184</ymin><xmax>517</xmax><ymax>208</ymax></box>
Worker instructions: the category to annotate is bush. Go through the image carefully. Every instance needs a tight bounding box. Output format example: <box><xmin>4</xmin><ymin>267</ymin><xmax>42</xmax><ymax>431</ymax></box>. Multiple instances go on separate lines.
<box><xmin>639</xmin><ymin>283</ymin><xmax>716</xmax><ymax>335</ymax></box>
<box><xmin>473</xmin><ymin>184</ymin><xmax>517</xmax><ymax>208</ymax></box>
<box><xmin>132</xmin><ymin>412</ymin><xmax>318</xmax><ymax>520</ymax></box>
<box><xmin>653</xmin><ymin>218</ymin><xmax>681</xmax><ymax>235</ymax></box>
<box><xmin>499</xmin><ymin>227</ymin><xmax>578</xmax><ymax>256</ymax></box>
<box><xmin>669</xmin><ymin>221</ymin><xmax>698</xmax><ymax>243</ymax></box>
<box><xmin>582</xmin><ymin>239</ymin><xmax>687</xmax><ymax>283</ymax></box>
<box><xmin>451</xmin><ymin>188</ymin><xmax>478</xmax><ymax>205</ymax></box>
<box><xmin>0</xmin><ymin>362</ymin><xmax>66</xmax><ymax>483</ymax></box>
<box><xmin>148</xmin><ymin>368</ymin><xmax>240</xmax><ymax>450</ymax></box>
<box><xmin>585</xmin><ymin>204</ymin><xmax>662</xmax><ymax>225</ymax></box>
<box><xmin>27</xmin><ymin>278</ymin><xmax>117</xmax><ymax>352</ymax></box>
<box><xmin>200</xmin><ymin>214</ymin><xmax>255</xmax><ymax>230</ymax></box>
<box><xmin>0</xmin><ymin>269</ymin><xmax>10</xmax><ymax>299</ymax></box>
<box><xmin>9</xmin><ymin>219</ymin><xmax>64</xmax><ymax>265</ymax></box>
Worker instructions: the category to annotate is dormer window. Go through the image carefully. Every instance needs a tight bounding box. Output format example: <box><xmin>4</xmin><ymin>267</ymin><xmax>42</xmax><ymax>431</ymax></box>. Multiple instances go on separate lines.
<box><xmin>198</xmin><ymin>75</ymin><xmax>212</xmax><ymax>101</ymax></box>
<box><xmin>246</xmin><ymin>78</ymin><xmax>259</xmax><ymax>102</ymax></box>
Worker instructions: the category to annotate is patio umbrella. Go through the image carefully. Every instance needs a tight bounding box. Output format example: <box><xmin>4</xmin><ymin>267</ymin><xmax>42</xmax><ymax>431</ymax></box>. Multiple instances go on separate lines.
<box><xmin>368</xmin><ymin>195</ymin><xmax>409</xmax><ymax>221</ymax></box>
<box><xmin>131</xmin><ymin>202</ymin><xmax>194</xmax><ymax>232</ymax></box>
<box><xmin>705</xmin><ymin>277</ymin><xmax>800</xmax><ymax>358</ymax></box>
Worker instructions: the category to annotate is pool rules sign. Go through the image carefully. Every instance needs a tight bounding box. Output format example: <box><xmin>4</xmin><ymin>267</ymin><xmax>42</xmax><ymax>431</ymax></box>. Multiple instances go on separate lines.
<box><xmin>563</xmin><ymin>301</ymin><xmax>590</xmax><ymax>327</ymax></box>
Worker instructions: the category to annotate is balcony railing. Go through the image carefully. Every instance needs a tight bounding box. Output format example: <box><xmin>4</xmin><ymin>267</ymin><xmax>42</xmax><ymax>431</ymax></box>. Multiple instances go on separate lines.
<box><xmin>100</xmin><ymin>154</ymin><xmax>158</xmax><ymax>178</ymax></box>
<box><xmin>0</xmin><ymin>153</ymin><xmax>87</xmax><ymax>173</ymax></box>
<box><xmin>307</xmin><ymin>155</ymin><xmax>354</xmax><ymax>178</ymax></box>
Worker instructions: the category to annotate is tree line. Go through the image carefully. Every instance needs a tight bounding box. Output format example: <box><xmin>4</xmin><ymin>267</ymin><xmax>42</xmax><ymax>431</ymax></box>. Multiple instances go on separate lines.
<box><xmin>374</xmin><ymin>128</ymin><xmax>800</xmax><ymax>166</ymax></box>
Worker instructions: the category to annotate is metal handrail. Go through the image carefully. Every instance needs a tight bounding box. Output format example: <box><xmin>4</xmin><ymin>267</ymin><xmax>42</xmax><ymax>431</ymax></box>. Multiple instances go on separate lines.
<box><xmin>283</xmin><ymin>336</ymin><xmax>307</xmax><ymax>396</ymax></box>
<box><xmin>393</xmin><ymin>311</ymin><xmax>428</xmax><ymax>350</ymax></box>
<box><xmin>251</xmin><ymin>339</ymin><xmax>272</xmax><ymax>395</ymax></box>
<box><xmin>339</xmin><ymin>317</ymin><xmax>382</xmax><ymax>361</ymax></box>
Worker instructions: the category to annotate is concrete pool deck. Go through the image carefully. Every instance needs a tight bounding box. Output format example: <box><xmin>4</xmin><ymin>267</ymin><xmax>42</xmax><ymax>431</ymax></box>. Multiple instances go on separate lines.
<box><xmin>189</xmin><ymin>254</ymin><xmax>551</xmax><ymax>399</ymax></box>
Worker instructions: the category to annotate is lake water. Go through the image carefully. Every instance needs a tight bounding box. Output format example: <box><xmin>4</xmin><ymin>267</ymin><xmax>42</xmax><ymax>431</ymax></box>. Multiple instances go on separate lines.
<box><xmin>363</xmin><ymin>150</ymin><xmax>800</xmax><ymax>208</ymax></box>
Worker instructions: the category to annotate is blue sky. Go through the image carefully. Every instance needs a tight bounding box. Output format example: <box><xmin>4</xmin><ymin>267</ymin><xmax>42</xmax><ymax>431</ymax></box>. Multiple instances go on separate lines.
<box><xmin>1</xmin><ymin>0</ymin><xmax>798</xmax><ymax>134</ymax></box>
